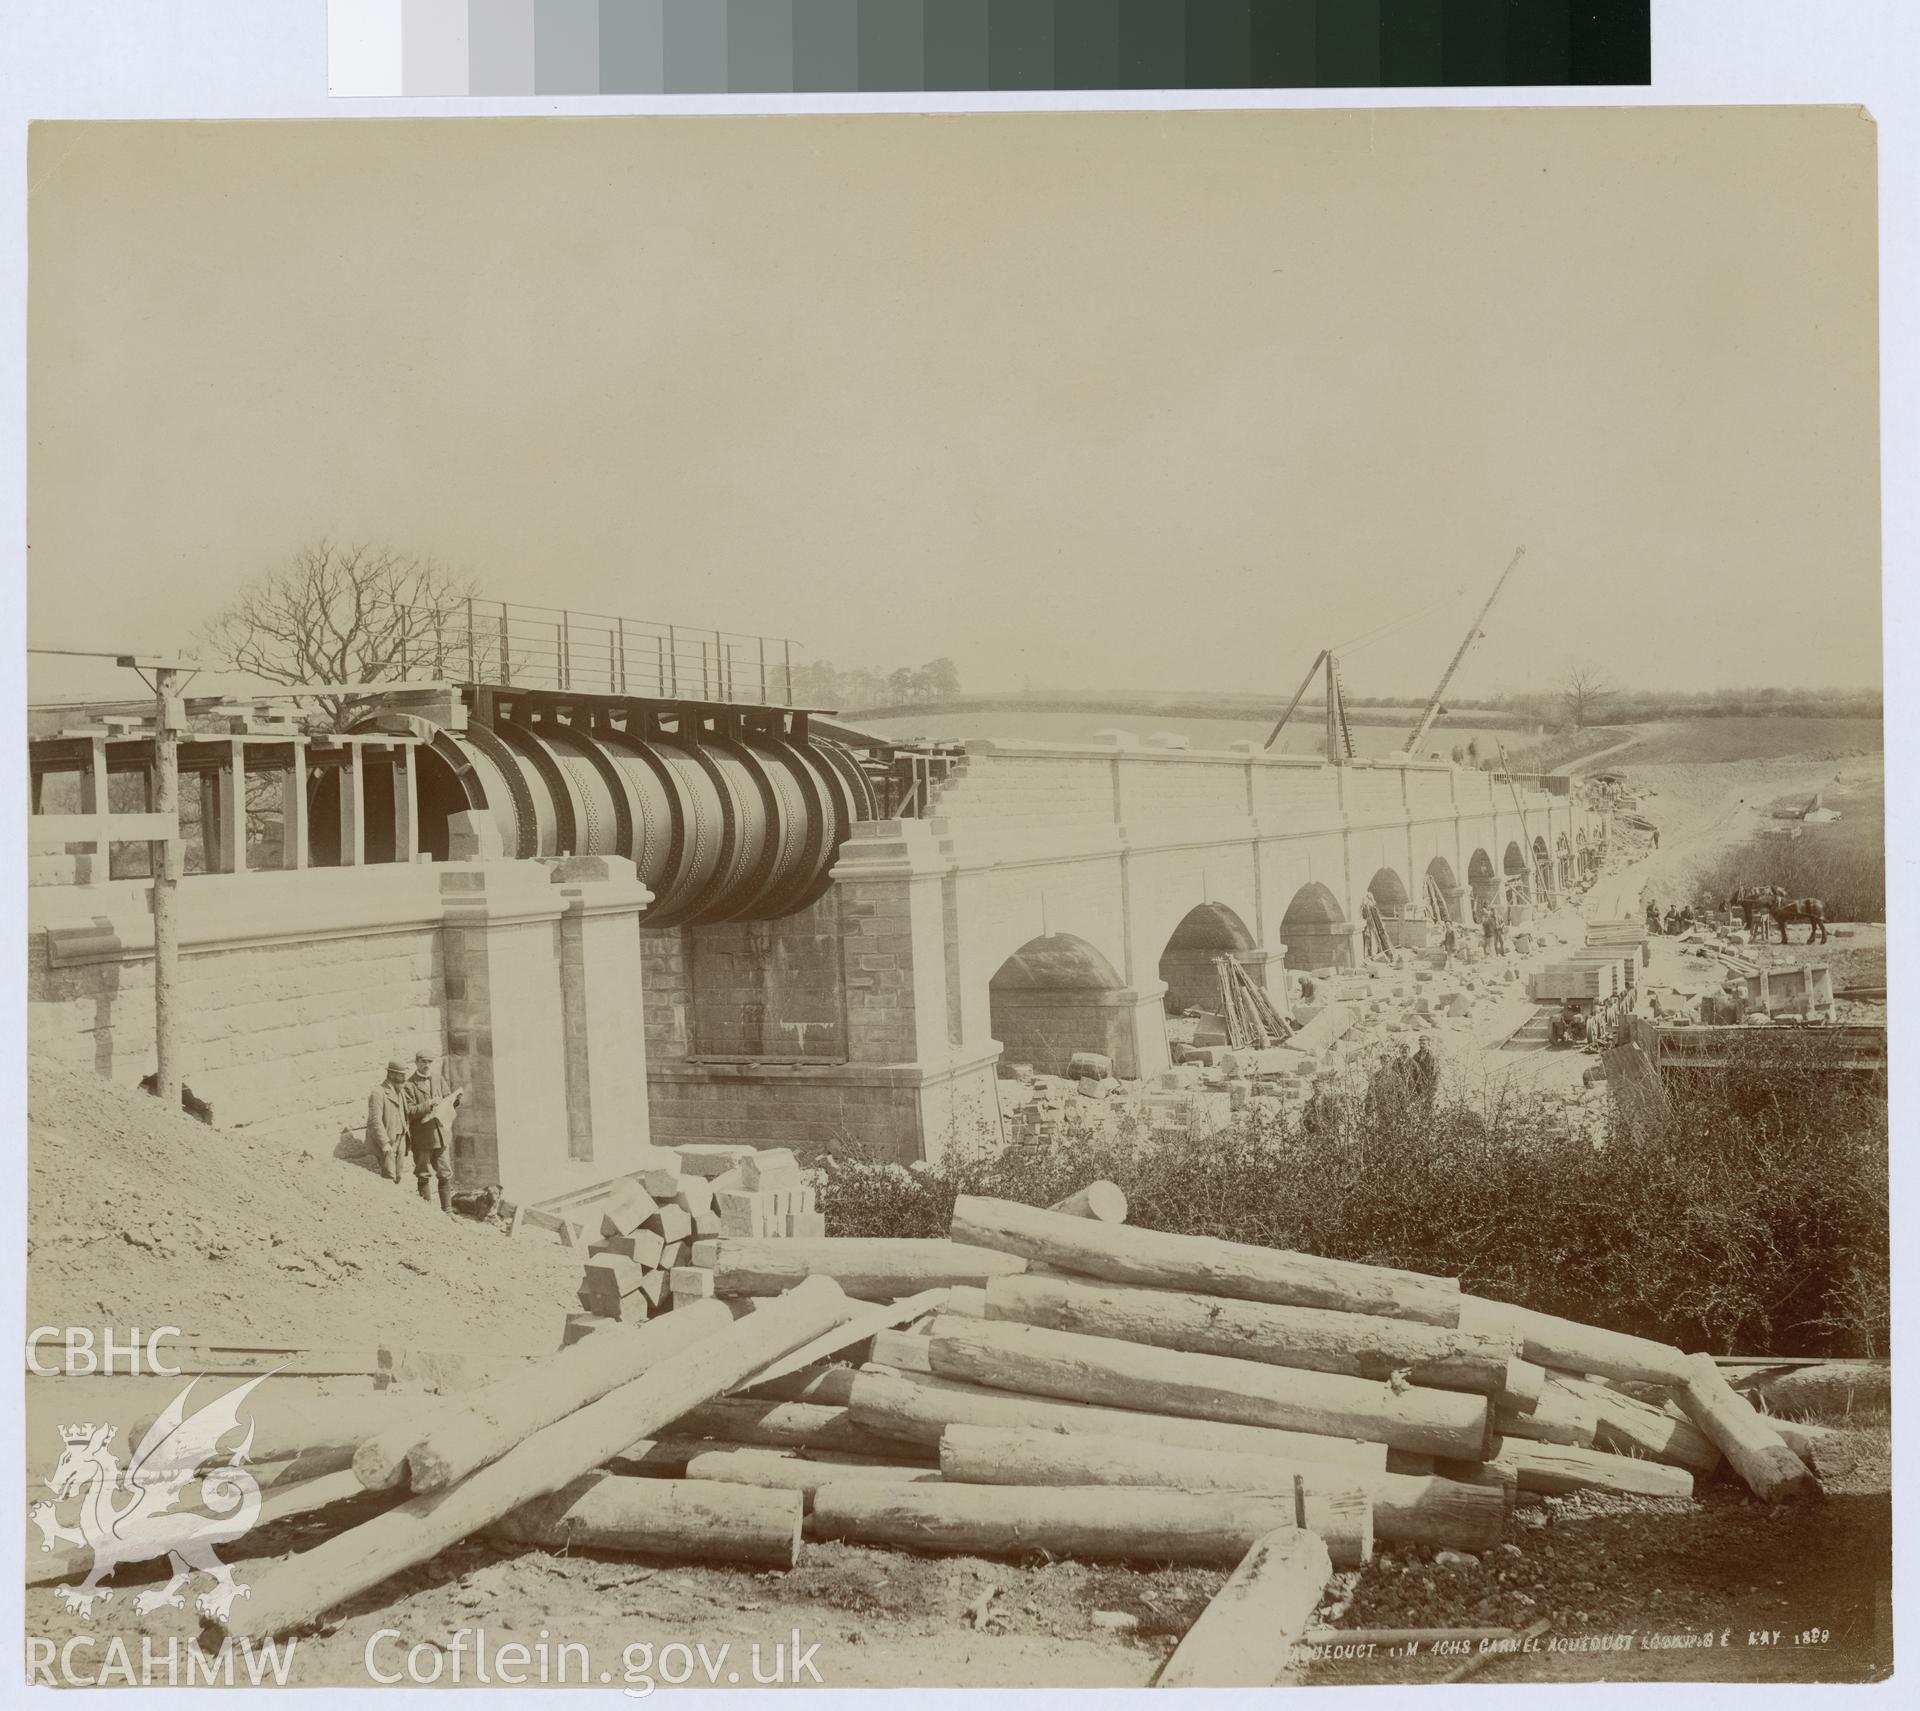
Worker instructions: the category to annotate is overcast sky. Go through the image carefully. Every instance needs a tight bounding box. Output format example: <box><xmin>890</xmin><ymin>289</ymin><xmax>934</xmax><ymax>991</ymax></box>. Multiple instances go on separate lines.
<box><xmin>27</xmin><ymin>106</ymin><xmax>1879</xmax><ymax>705</ymax></box>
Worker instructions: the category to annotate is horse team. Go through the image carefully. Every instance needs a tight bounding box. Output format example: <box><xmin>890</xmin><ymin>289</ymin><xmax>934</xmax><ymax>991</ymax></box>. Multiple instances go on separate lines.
<box><xmin>1728</xmin><ymin>883</ymin><xmax>1829</xmax><ymax>944</ymax></box>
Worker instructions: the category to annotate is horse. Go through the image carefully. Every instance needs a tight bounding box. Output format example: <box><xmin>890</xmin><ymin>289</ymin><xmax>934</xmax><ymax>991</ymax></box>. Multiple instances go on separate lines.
<box><xmin>1767</xmin><ymin>892</ymin><xmax>1829</xmax><ymax>945</ymax></box>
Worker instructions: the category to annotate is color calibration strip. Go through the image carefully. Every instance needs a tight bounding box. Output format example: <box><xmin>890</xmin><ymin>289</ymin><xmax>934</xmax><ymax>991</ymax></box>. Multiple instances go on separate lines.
<box><xmin>329</xmin><ymin>2</ymin><xmax>1651</xmax><ymax>96</ymax></box>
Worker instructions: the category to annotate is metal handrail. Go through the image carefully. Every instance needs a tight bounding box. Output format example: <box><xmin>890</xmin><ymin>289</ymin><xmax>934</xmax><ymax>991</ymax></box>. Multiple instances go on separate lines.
<box><xmin>356</xmin><ymin>596</ymin><xmax>799</xmax><ymax>707</ymax></box>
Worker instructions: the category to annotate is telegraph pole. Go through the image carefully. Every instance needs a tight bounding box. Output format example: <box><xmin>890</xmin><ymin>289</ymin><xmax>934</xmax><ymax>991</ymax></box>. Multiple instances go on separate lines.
<box><xmin>138</xmin><ymin>657</ymin><xmax>185</xmax><ymax>1103</ymax></box>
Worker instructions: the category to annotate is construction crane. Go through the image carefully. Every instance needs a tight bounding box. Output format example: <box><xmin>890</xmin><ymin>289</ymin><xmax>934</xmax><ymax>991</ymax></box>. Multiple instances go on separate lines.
<box><xmin>1402</xmin><ymin>546</ymin><xmax>1527</xmax><ymax>758</ymax></box>
<box><xmin>1263</xmin><ymin>648</ymin><xmax>1356</xmax><ymax>764</ymax></box>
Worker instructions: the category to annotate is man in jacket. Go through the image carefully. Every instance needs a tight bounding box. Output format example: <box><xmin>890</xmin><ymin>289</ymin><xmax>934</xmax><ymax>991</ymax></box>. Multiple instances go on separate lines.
<box><xmin>405</xmin><ymin>1049</ymin><xmax>460</xmax><ymax>1212</ymax></box>
<box><xmin>366</xmin><ymin>1059</ymin><xmax>411</xmax><ymax>1184</ymax></box>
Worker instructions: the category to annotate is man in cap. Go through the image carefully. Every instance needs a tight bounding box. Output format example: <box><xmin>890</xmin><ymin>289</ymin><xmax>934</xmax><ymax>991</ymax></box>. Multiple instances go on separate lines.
<box><xmin>404</xmin><ymin>1048</ymin><xmax>461</xmax><ymax>1212</ymax></box>
<box><xmin>366</xmin><ymin>1058</ymin><xmax>411</xmax><ymax>1184</ymax></box>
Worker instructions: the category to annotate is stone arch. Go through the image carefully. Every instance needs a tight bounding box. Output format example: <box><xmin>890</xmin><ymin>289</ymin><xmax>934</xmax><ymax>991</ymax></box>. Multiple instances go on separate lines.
<box><xmin>989</xmin><ymin>933</ymin><xmax>1143</xmax><ymax>1079</ymax></box>
<box><xmin>1366</xmin><ymin>867</ymin><xmax>1411</xmax><ymax>914</ymax></box>
<box><xmin>1157</xmin><ymin>901</ymin><xmax>1264</xmax><ymax>1016</ymax></box>
<box><xmin>1280</xmin><ymin>881</ymin><xmax>1348</xmax><ymax>972</ymax></box>
<box><xmin>1468</xmin><ymin>847</ymin><xmax>1499</xmax><ymax>917</ymax></box>
<box><xmin>1502</xmin><ymin>840</ymin><xmax>1531</xmax><ymax>905</ymax></box>
<box><xmin>1532</xmin><ymin>834</ymin><xmax>1555</xmax><ymax>896</ymax></box>
<box><xmin>1424</xmin><ymin>855</ymin><xmax>1467</xmax><ymax>923</ymax></box>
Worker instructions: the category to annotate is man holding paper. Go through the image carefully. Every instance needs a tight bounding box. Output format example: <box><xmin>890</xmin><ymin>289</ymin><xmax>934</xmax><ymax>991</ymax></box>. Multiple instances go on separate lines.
<box><xmin>405</xmin><ymin>1047</ymin><xmax>462</xmax><ymax>1213</ymax></box>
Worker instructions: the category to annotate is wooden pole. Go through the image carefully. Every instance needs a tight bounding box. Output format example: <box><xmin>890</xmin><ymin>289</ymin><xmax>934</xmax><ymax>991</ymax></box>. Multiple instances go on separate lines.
<box><xmin>489</xmin><ymin>1472</ymin><xmax>801</xmax><ymax>1568</ymax></box>
<box><xmin>1452</xmin><ymin>1436</ymin><xmax>1695</xmax><ymax>1499</ymax></box>
<box><xmin>951</xmin><ymin>1195</ymin><xmax>1459</xmax><ymax>1326</ymax></box>
<box><xmin>1493</xmin><ymin>1384</ymin><xmax>1598</xmax><ymax>1448</ymax></box>
<box><xmin>217</xmin><ymin>1276</ymin><xmax>853</xmax><ymax>1639</ymax></box>
<box><xmin>733</xmin><ymin>1365</ymin><xmax>862</xmax><ymax>1407</ymax></box>
<box><xmin>924</xmin><ymin>1314</ymin><xmax>1491</xmax><ymax>1459</ymax></box>
<box><xmin>1156</xmin><ymin>1528</ymin><xmax>1331</xmax><ymax>1687</ymax></box>
<box><xmin>1676</xmin><ymin>1353</ymin><xmax>1821</xmax><ymax>1503</ymax></box>
<box><xmin>846</xmin><ymin>1368</ymin><xmax>1387</xmax><ymax>1470</ymax></box>
<box><xmin>216</xmin><ymin>738</ymin><xmax>245</xmax><ymax>874</ymax></box>
<box><xmin>1442</xmin><ymin>1617</ymin><xmax>1552</xmax><ymax>1683</ymax></box>
<box><xmin>740</xmin><ymin>1289</ymin><xmax>952</xmax><ymax>1394</ymax></box>
<box><xmin>686</xmin><ymin>1447</ymin><xmax>941</xmax><ymax>1510</ymax></box>
<box><xmin>338</xmin><ymin>744</ymin><xmax>365</xmax><ymax>866</ymax></box>
<box><xmin>150</xmin><ymin>665</ymin><xmax>182</xmax><ymax>1103</ymax></box>
<box><xmin>391</xmin><ymin>748</ymin><xmax>419</xmax><ymax>863</ymax></box>
<box><xmin>687</xmin><ymin>1236</ymin><xmax>1027</xmax><ymax>1302</ymax></box>
<box><xmin>1546</xmin><ymin>1376</ymin><xmax>1720</xmax><ymax>1476</ymax></box>
<box><xmin>986</xmin><ymin>1274</ymin><xmax>1516</xmax><ymax>1397</ymax></box>
<box><xmin>937</xmin><ymin>1426</ymin><xmax>1505</xmax><ymax>1552</ymax></box>
<box><xmin>352</xmin><ymin>1300</ymin><xmax>733</xmax><ymax>1493</ymax></box>
<box><xmin>810</xmin><ymin>1482</ymin><xmax>1371</xmax><ymax>1570</ymax></box>
<box><xmin>660</xmin><ymin>1396</ymin><xmax>928</xmax><ymax>1462</ymax></box>
<box><xmin>281</xmin><ymin>739</ymin><xmax>308</xmax><ymax>870</ymax></box>
<box><xmin>1046</xmin><ymin>1182</ymin><xmax>1128</xmax><ymax>1223</ymax></box>
<box><xmin>81</xmin><ymin>733</ymin><xmax>110</xmax><ymax>884</ymax></box>
<box><xmin>1457</xmin><ymin>1295</ymin><xmax>1691</xmax><ymax>1386</ymax></box>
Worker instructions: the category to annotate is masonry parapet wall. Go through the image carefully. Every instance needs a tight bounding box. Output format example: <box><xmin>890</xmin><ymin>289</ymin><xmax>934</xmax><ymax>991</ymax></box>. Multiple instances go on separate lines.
<box><xmin>27</xmin><ymin>854</ymin><xmax>656</xmax><ymax>1203</ymax></box>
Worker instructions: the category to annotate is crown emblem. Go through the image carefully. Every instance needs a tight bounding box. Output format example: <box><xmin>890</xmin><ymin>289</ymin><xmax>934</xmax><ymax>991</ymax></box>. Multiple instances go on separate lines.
<box><xmin>59</xmin><ymin>1422</ymin><xmax>111</xmax><ymax>1447</ymax></box>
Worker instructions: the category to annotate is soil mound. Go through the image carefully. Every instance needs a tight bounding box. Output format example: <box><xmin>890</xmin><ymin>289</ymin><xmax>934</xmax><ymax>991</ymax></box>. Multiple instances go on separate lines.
<box><xmin>27</xmin><ymin>1057</ymin><xmax>580</xmax><ymax>1350</ymax></box>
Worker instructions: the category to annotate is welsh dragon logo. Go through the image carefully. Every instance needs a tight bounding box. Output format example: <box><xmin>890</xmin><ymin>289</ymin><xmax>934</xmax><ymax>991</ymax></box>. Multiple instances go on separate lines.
<box><xmin>31</xmin><ymin>1374</ymin><xmax>267</xmax><ymax>1622</ymax></box>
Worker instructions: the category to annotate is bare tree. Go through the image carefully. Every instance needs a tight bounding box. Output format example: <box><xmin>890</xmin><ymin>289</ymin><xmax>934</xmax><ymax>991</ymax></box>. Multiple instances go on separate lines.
<box><xmin>1562</xmin><ymin>658</ymin><xmax>1619</xmax><ymax>729</ymax></box>
<box><xmin>197</xmin><ymin>541</ymin><xmax>485</xmax><ymax>732</ymax></box>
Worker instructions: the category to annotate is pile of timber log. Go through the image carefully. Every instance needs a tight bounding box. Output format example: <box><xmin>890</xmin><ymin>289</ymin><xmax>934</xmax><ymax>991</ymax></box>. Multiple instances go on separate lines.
<box><xmin>87</xmin><ymin>1172</ymin><xmax>1813</xmax><ymax>1661</ymax></box>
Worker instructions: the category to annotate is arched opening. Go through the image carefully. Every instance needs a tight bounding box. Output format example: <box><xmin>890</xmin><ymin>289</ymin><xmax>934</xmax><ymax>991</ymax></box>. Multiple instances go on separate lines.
<box><xmin>989</xmin><ymin>933</ymin><xmax>1140</xmax><ymax>1078</ymax></box>
<box><xmin>1502</xmin><ymin>841</ymin><xmax>1531</xmax><ymax>907</ymax></box>
<box><xmin>1364</xmin><ymin>866</ymin><xmax>1423</xmax><ymax>953</ymax></box>
<box><xmin>1468</xmin><ymin>848</ymin><xmax>1498</xmax><ymax>917</ymax></box>
<box><xmin>1158</xmin><ymin>902</ymin><xmax>1262</xmax><ymax>1016</ymax></box>
<box><xmin>1533</xmin><ymin>834</ymin><xmax>1555</xmax><ymax>898</ymax></box>
<box><xmin>1280</xmin><ymin>881</ymin><xmax>1349</xmax><ymax>971</ymax></box>
<box><xmin>1425</xmin><ymin>855</ymin><xmax>1465</xmax><ymax>924</ymax></box>
<box><xmin>1366</xmin><ymin>867</ymin><xmax>1411</xmax><ymax>913</ymax></box>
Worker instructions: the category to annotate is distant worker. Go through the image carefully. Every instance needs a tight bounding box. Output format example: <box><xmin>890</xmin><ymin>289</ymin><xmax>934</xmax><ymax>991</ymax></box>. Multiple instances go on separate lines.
<box><xmin>405</xmin><ymin>1048</ymin><xmax>461</xmax><ymax>1213</ymax></box>
<box><xmin>366</xmin><ymin>1058</ymin><xmax>411</xmax><ymax>1185</ymax></box>
<box><xmin>1729</xmin><ymin>887</ymin><xmax>1758</xmax><ymax>938</ymax></box>
<box><xmin>1652</xmin><ymin>828</ymin><xmax>1660</xmax><ymax>849</ymax></box>
<box><xmin>1410</xmin><ymin>1037</ymin><xmax>1440</xmax><ymax>1102</ymax></box>
<box><xmin>1644</xmin><ymin>899</ymin><xmax>1662</xmax><ymax>936</ymax></box>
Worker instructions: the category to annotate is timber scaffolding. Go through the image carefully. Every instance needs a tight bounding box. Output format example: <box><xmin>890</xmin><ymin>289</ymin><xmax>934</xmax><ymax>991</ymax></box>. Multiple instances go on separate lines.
<box><xmin>130</xmin><ymin>1180</ymin><xmax>1835</xmax><ymax>1685</ymax></box>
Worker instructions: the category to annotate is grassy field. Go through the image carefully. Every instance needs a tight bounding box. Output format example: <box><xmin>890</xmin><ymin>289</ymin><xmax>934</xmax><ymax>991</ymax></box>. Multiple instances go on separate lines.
<box><xmin>849</xmin><ymin>701</ymin><xmax>1882</xmax><ymax>768</ymax></box>
<box><xmin>854</xmin><ymin>706</ymin><xmax>1534</xmax><ymax>760</ymax></box>
<box><xmin>1605</xmin><ymin>717</ymin><xmax>1882</xmax><ymax>765</ymax></box>
<box><xmin>1696</xmin><ymin>780</ymin><xmax>1886</xmax><ymax>921</ymax></box>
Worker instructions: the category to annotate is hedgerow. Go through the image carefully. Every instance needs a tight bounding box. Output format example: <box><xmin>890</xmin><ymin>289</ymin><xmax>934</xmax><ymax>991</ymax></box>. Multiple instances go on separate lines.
<box><xmin>813</xmin><ymin>1067</ymin><xmax>1887</xmax><ymax>1359</ymax></box>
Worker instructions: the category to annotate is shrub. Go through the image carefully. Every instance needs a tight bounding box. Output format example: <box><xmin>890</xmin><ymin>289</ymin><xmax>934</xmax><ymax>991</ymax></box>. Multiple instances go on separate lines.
<box><xmin>816</xmin><ymin>1066</ymin><xmax>1888</xmax><ymax>1358</ymax></box>
<box><xmin>1693</xmin><ymin>804</ymin><xmax>1885</xmax><ymax>922</ymax></box>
